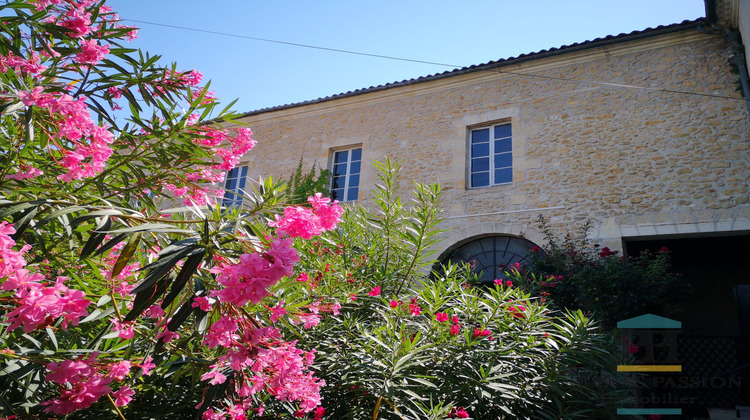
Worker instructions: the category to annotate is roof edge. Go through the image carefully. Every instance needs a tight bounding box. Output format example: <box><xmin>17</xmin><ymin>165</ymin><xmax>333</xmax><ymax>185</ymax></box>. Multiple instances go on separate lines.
<box><xmin>237</xmin><ymin>19</ymin><xmax>705</xmax><ymax>118</ymax></box>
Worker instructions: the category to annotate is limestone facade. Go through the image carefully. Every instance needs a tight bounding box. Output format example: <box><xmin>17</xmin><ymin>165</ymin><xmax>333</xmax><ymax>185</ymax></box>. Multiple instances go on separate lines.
<box><xmin>229</xmin><ymin>21</ymin><xmax>750</xmax><ymax>259</ymax></box>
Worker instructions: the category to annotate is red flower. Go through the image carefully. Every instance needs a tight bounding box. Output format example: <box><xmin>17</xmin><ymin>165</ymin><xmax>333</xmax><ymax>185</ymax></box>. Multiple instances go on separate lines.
<box><xmin>314</xmin><ymin>406</ymin><xmax>325</xmax><ymax>419</ymax></box>
<box><xmin>660</xmin><ymin>246</ymin><xmax>669</xmax><ymax>253</ymax></box>
<box><xmin>435</xmin><ymin>312</ymin><xmax>448</xmax><ymax>322</ymax></box>
<box><xmin>472</xmin><ymin>328</ymin><xmax>492</xmax><ymax>340</ymax></box>
<box><xmin>531</xmin><ymin>246</ymin><xmax>540</xmax><ymax>252</ymax></box>
<box><xmin>389</xmin><ymin>300</ymin><xmax>399</xmax><ymax>309</ymax></box>
<box><xmin>599</xmin><ymin>247</ymin><xmax>617</xmax><ymax>258</ymax></box>
<box><xmin>450</xmin><ymin>324</ymin><xmax>460</xmax><ymax>335</ymax></box>
<box><xmin>448</xmin><ymin>406</ymin><xmax>470</xmax><ymax>418</ymax></box>
<box><xmin>367</xmin><ymin>286</ymin><xmax>381</xmax><ymax>297</ymax></box>
<box><xmin>509</xmin><ymin>305</ymin><xmax>526</xmax><ymax>319</ymax></box>
<box><xmin>409</xmin><ymin>303</ymin><xmax>422</xmax><ymax>316</ymax></box>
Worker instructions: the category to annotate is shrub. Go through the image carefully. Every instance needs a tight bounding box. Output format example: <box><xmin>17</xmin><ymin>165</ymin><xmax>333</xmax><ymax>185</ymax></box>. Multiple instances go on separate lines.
<box><xmin>279</xmin><ymin>160</ymin><xmax>627</xmax><ymax>419</ymax></box>
<box><xmin>526</xmin><ymin>216</ymin><xmax>681</xmax><ymax>328</ymax></box>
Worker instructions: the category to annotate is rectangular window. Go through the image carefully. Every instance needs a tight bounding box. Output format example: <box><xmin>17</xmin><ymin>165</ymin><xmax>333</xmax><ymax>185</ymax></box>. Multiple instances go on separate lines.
<box><xmin>470</xmin><ymin>123</ymin><xmax>512</xmax><ymax>188</ymax></box>
<box><xmin>223</xmin><ymin>165</ymin><xmax>248</xmax><ymax>207</ymax></box>
<box><xmin>330</xmin><ymin>147</ymin><xmax>361</xmax><ymax>202</ymax></box>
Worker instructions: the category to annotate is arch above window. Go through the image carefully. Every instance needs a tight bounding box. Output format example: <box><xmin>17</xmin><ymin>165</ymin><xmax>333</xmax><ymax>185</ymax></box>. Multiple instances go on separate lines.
<box><xmin>441</xmin><ymin>235</ymin><xmax>538</xmax><ymax>283</ymax></box>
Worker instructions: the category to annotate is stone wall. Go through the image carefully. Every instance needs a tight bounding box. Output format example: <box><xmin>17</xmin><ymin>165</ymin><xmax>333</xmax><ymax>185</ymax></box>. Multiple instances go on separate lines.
<box><xmin>233</xmin><ymin>27</ymin><xmax>750</xmax><ymax>258</ymax></box>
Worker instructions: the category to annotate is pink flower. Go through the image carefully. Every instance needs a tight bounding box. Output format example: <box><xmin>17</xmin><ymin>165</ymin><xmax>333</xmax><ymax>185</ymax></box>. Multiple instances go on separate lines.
<box><xmin>75</xmin><ymin>39</ymin><xmax>109</xmax><ymax>65</ymax></box>
<box><xmin>331</xmin><ymin>301</ymin><xmax>341</xmax><ymax>316</ymax></box>
<box><xmin>59</xmin><ymin>7</ymin><xmax>93</xmax><ymax>38</ymax></box>
<box><xmin>450</xmin><ymin>324</ymin><xmax>460</xmax><ymax>336</ymax></box>
<box><xmin>157</xmin><ymin>329</ymin><xmax>180</xmax><ymax>343</ymax></box>
<box><xmin>296</xmin><ymin>273</ymin><xmax>309</xmax><ymax>282</ymax></box>
<box><xmin>269</xmin><ymin>196</ymin><xmax>342</xmax><ymax>239</ymax></box>
<box><xmin>389</xmin><ymin>300</ymin><xmax>399</xmax><ymax>309</ymax></box>
<box><xmin>367</xmin><ymin>286</ymin><xmax>381</xmax><ymax>297</ymax></box>
<box><xmin>299</xmin><ymin>313</ymin><xmax>321</xmax><ymax>329</ymax></box>
<box><xmin>191</xmin><ymin>296</ymin><xmax>213</xmax><ymax>312</ymax></box>
<box><xmin>435</xmin><ymin>312</ymin><xmax>448</xmax><ymax>322</ymax></box>
<box><xmin>203</xmin><ymin>317</ymin><xmax>239</xmax><ymax>349</ymax></box>
<box><xmin>111</xmin><ymin>318</ymin><xmax>134</xmax><ymax>339</ymax></box>
<box><xmin>270</xmin><ymin>301</ymin><xmax>287</xmax><ymax>322</ymax></box>
<box><xmin>201</xmin><ymin>369</ymin><xmax>227</xmax><ymax>385</ymax></box>
<box><xmin>145</xmin><ymin>305</ymin><xmax>166</xmax><ymax>318</ymax></box>
<box><xmin>111</xmin><ymin>386</ymin><xmax>135</xmax><ymax>407</ymax></box>
<box><xmin>46</xmin><ymin>359</ymin><xmax>92</xmax><ymax>385</ymax></box>
<box><xmin>350</xmin><ymin>293</ymin><xmax>357</xmax><ymax>301</ymax></box>
<box><xmin>17</xmin><ymin>86</ymin><xmax>50</xmax><ymax>107</ymax></box>
<box><xmin>108</xmin><ymin>361</ymin><xmax>131</xmax><ymax>380</ymax></box>
<box><xmin>140</xmin><ymin>356</ymin><xmax>156</xmax><ymax>376</ymax></box>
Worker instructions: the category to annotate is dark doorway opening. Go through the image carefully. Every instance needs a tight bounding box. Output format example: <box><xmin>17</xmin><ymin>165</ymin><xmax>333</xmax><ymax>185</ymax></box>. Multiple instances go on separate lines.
<box><xmin>623</xmin><ymin>233</ymin><xmax>750</xmax><ymax>414</ymax></box>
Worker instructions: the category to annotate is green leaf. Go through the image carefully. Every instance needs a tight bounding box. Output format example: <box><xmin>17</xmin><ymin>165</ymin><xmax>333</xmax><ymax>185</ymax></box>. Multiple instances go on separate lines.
<box><xmin>131</xmin><ymin>245</ymin><xmax>197</xmax><ymax>295</ymax></box>
<box><xmin>124</xmin><ymin>274</ymin><xmax>170</xmax><ymax>322</ymax></box>
<box><xmin>111</xmin><ymin>232</ymin><xmax>142</xmax><ymax>279</ymax></box>
<box><xmin>80</xmin><ymin>216</ymin><xmax>112</xmax><ymax>259</ymax></box>
<box><xmin>161</xmin><ymin>249</ymin><xmax>205</xmax><ymax>309</ymax></box>
<box><xmin>93</xmin><ymin>232</ymin><xmax>130</xmax><ymax>256</ymax></box>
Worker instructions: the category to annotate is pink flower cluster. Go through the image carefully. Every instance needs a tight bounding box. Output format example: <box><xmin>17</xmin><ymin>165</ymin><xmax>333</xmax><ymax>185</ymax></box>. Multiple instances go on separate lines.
<box><xmin>269</xmin><ymin>194</ymin><xmax>344</xmax><ymax>240</ymax></box>
<box><xmin>210</xmin><ymin>237</ymin><xmax>299</xmax><ymax>307</ymax></box>
<box><xmin>75</xmin><ymin>39</ymin><xmax>109</xmax><ymax>65</ymax></box>
<box><xmin>198</xmin><ymin>319</ymin><xmax>324</xmax><ymax>417</ymax></box>
<box><xmin>170</xmin><ymin>126</ymin><xmax>257</xmax><ymax>206</ymax></box>
<box><xmin>0</xmin><ymin>222</ymin><xmax>91</xmax><ymax>332</ymax></box>
<box><xmin>14</xmin><ymin>87</ymin><xmax>115</xmax><ymax>182</ymax></box>
<box><xmin>0</xmin><ymin>51</ymin><xmax>47</xmax><ymax>77</ymax></box>
<box><xmin>41</xmin><ymin>353</ymin><xmax>136</xmax><ymax>414</ymax></box>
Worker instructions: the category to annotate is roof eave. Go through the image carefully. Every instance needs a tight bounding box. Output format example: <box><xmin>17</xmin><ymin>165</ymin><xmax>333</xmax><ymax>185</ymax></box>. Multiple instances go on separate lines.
<box><xmin>237</xmin><ymin>19</ymin><xmax>704</xmax><ymax>118</ymax></box>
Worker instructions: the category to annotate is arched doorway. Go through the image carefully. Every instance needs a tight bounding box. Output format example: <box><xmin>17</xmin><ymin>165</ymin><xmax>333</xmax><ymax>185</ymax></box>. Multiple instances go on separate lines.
<box><xmin>439</xmin><ymin>235</ymin><xmax>538</xmax><ymax>283</ymax></box>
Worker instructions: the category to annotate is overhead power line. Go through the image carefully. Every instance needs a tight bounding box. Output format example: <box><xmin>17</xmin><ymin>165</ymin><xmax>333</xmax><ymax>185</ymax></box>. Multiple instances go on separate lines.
<box><xmin>123</xmin><ymin>18</ymin><xmax>745</xmax><ymax>102</ymax></box>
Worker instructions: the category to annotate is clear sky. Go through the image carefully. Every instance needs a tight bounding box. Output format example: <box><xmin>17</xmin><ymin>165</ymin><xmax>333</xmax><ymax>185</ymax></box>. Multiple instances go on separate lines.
<box><xmin>106</xmin><ymin>0</ymin><xmax>706</xmax><ymax>115</ymax></box>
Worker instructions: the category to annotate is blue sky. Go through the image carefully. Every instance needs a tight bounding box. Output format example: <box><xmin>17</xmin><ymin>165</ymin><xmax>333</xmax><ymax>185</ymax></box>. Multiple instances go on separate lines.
<box><xmin>106</xmin><ymin>0</ymin><xmax>705</xmax><ymax>114</ymax></box>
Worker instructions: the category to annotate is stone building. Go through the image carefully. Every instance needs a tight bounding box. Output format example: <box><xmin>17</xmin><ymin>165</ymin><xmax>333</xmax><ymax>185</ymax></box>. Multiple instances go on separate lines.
<box><xmin>224</xmin><ymin>4</ymin><xmax>750</xmax><ymax>413</ymax></box>
<box><xmin>229</xmin><ymin>16</ymin><xmax>748</xmax><ymax>272</ymax></box>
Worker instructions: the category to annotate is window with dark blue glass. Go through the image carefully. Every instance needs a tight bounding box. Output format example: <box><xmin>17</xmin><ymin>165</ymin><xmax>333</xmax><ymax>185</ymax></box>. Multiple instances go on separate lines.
<box><xmin>223</xmin><ymin>165</ymin><xmax>248</xmax><ymax>207</ymax></box>
<box><xmin>470</xmin><ymin>123</ymin><xmax>512</xmax><ymax>188</ymax></box>
<box><xmin>331</xmin><ymin>147</ymin><xmax>361</xmax><ymax>202</ymax></box>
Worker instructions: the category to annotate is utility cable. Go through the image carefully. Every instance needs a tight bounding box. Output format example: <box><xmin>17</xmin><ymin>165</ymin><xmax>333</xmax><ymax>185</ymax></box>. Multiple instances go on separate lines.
<box><xmin>123</xmin><ymin>18</ymin><xmax>745</xmax><ymax>102</ymax></box>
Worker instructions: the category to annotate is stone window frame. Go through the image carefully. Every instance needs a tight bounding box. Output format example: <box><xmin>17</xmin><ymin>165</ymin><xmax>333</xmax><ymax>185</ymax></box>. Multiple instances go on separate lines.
<box><xmin>329</xmin><ymin>145</ymin><xmax>362</xmax><ymax>202</ymax></box>
<box><xmin>468</xmin><ymin>120</ymin><xmax>513</xmax><ymax>189</ymax></box>
<box><xmin>222</xmin><ymin>165</ymin><xmax>248</xmax><ymax>208</ymax></box>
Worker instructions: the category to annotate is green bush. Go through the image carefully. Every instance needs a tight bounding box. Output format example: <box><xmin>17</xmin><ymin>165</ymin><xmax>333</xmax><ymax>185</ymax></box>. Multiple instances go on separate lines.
<box><xmin>526</xmin><ymin>216</ymin><xmax>681</xmax><ymax>329</ymax></box>
<box><xmin>272</xmin><ymin>160</ymin><xmax>627</xmax><ymax>419</ymax></box>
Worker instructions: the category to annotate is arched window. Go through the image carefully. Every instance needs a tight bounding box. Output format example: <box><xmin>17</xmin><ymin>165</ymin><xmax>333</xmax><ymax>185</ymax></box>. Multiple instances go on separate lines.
<box><xmin>441</xmin><ymin>235</ymin><xmax>537</xmax><ymax>283</ymax></box>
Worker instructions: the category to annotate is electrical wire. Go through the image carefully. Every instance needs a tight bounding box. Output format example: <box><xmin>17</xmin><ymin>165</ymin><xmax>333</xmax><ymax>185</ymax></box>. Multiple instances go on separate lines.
<box><xmin>123</xmin><ymin>18</ymin><xmax>746</xmax><ymax>103</ymax></box>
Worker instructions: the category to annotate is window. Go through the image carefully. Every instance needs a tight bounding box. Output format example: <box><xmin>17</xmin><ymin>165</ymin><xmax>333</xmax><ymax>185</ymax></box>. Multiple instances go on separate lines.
<box><xmin>470</xmin><ymin>123</ymin><xmax>512</xmax><ymax>188</ymax></box>
<box><xmin>330</xmin><ymin>147</ymin><xmax>361</xmax><ymax>202</ymax></box>
<box><xmin>223</xmin><ymin>165</ymin><xmax>248</xmax><ymax>207</ymax></box>
<box><xmin>442</xmin><ymin>235</ymin><xmax>536</xmax><ymax>283</ymax></box>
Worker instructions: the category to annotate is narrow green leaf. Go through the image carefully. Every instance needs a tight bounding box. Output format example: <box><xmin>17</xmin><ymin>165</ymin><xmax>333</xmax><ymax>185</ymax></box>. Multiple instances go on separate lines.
<box><xmin>161</xmin><ymin>249</ymin><xmax>205</xmax><ymax>309</ymax></box>
<box><xmin>111</xmin><ymin>232</ymin><xmax>142</xmax><ymax>279</ymax></box>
